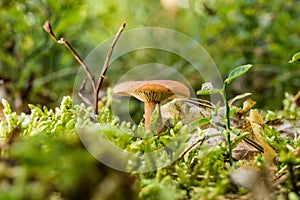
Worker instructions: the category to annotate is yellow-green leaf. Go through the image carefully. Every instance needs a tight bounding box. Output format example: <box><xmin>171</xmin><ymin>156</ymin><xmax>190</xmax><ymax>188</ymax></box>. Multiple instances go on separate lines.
<box><xmin>225</xmin><ymin>64</ymin><xmax>253</xmax><ymax>84</ymax></box>
<box><xmin>289</xmin><ymin>52</ymin><xmax>300</xmax><ymax>63</ymax></box>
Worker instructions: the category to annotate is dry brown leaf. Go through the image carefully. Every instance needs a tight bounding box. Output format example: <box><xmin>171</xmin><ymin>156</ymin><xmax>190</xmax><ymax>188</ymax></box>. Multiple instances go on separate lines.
<box><xmin>232</xmin><ymin>122</ymin><xmax>263</xmax><ymax>161</ymax></box>
<box><xmin>235</xmin><ymin>98</ymin><xmax>257</xmax><ymax>115</ymax></box>
<box><xmin>249</xmin><ymin>109</ymin><xmax>264</xmax><ymax>125</ymax></box>
<box><xmin>242</xmin><ymin>98</ymin><xmax>256</xmax><ymax>113</ymax></box>
<box><xmin>232</xmin><ymin>140</ymin><xmax>260</xmax><ymax>161</ymax></box>
<box><xmin>231</xmin><ymin>109</ymin><xmax>277</xmax><ymax>163</ymax></box>
<box><xmin>230</xmin><ymin>98</ymin><xmax>257</xmax><ymax>127</ymax></box>
<box><xmin>249</xmin><ymin>110</ymin><xmax>277</xmax><ymax>162</ymax></box>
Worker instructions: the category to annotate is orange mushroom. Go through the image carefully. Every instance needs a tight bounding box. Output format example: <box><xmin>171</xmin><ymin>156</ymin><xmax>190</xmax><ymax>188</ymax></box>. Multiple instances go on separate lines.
<box><xmin>114</xmin><ymin>80</ymin><xmax>190</xmax><ymax>133</ymax></box>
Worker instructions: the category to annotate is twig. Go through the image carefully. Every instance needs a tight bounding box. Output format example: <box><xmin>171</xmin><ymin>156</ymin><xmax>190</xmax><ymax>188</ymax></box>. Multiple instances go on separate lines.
<box><xmin>243</xmin><ymin>136</ymin><xmax>264</xmax><ymax>153</ymax></box>
<box><xmin>43</xmin><ymin>21</ymin><xmax>95</xmax><ymax>92</ymax></box>
<box><xmin>43</xmin><ymin>21</ymin><xmax>57</xmax><ymax>41</ymax></box>
<box><xmin>43</xmin><ymin>20</ymin><xmax>126</xmax><ymax>117</ymax></box>
<box><xmin>178</xmin><ymin>136</ymin><xmax>206</xmax><ymax>160</ymax></box>
<box><xmin>94</xmin><ymin>22</ymin><xmax>126</xmax><ymax>115</ymax></box>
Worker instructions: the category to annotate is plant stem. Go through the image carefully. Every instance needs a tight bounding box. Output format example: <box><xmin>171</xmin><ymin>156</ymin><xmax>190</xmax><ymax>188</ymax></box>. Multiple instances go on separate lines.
<box><xmin>222</xmin><ymin>82</ymin><xmax>233</xmax><ymax>166</ymax></box>
<box><xmin>43</xmin><ymin>21</ymin><xmax>96</xmax><ymax>92</ymax></box>
<box><xmin>94</xmin><ymin>22</ymin><xmax>126</xmax><ymax>116</ymax></box>
<box><xmin>43</xmin><ymin>20</ymin><xmax>126</xmax><ymax>117</ymax></box>
<box><xmin>223</xmin><ymin>82</ymin><xmax>231</xmax><ymax>131</ymax></box>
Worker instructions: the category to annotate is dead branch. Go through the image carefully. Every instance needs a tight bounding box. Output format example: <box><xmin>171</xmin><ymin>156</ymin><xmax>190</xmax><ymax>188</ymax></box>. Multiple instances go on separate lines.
<box><xmin>94</xmin><ymin>22</ymin><xmax>126</xmax><ymax>115</ymax></box>
<box><xmin>43</xmin><ymin>20</ymin><xmax>126</xmax><ymax>117</ymax></box>
<box><xmin>43</xmin><ymin>21</ymin><xmax>95</xmax><ymax>93</ymax></box>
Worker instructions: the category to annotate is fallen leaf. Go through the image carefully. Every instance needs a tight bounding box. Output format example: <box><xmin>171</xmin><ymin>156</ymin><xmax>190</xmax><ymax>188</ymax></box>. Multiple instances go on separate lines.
<box><xmin>249</xmin><ymin>110</ymin><xmax>277</xmax><ymax>162</ymax></box>
<box><xmin>232</xmin><ymin>140</ymin><xmax>260</xmax><ymax>161</ymax></box>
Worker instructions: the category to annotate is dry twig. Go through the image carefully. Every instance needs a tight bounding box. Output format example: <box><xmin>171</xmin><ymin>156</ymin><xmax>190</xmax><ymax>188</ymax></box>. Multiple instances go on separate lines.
<box><xmin>94</xmin><ymin>22</ymin><xmax>126</xmax><ymax>115</ymax></box>
<box><xmin>43</xmin><ymin>20</ymin><xmax>126</xmax><ymax>116</ymax></box>
<box><xmin>43</xmin><ymin>21</ymin><xmax>95</xmax><ymax>92</ymax></box>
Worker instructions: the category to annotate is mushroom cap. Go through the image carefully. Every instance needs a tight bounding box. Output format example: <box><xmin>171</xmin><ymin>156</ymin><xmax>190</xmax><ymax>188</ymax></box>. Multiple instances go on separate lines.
<box><xmin>114</xmin><ymin>80</ymin><xmax>190</xmax><ymax>102</ymax></box>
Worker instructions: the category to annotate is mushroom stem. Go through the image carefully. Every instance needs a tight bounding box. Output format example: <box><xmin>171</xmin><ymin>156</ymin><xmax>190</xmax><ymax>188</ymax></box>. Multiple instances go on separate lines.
<box><xmin>144</xmin><ymin>101</ymin><xmax>163</xmax><ymax>133</ymax></box>
<box><xmin>144</xmin><ymin>101</ymin><xmax>156</xmax><ymax>132</ymax></box>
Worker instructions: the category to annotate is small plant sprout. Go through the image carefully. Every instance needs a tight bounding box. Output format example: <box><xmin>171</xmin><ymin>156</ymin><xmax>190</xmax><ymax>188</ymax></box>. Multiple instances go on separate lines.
<box><xmin>289</xmin><ymin>52</ymin><xmax>300</xmax><ymax>63</ymax></box>
<box><xmin>114</xmin><ymin>80</ymin><xmax>190</xmax><ymax>134</ymax></box>
<box><xmin>43</xmin><ymin>20</ymin><xmax>126</xmax><ymax>117</ymax></box>
<box><xmin>197</xmin><ymin>64</ymin><xmax>253</xmax><ymax>166</ymax></box>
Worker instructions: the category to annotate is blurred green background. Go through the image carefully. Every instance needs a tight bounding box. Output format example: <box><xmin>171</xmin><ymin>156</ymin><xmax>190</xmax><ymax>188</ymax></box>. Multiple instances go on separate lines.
<box><xmin>1</xmin><ymin>0</ymin><xmax>300</xmax><ymax>113</ymax></box>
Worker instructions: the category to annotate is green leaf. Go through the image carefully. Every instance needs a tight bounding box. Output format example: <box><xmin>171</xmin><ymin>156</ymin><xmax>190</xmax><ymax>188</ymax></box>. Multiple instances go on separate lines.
<box><xmin>2</xmin><ymin>99</ymin><xmax>11</xmax><ymax>115</ymax></box>
<box><xmin>197</xmin><ymin>88</ymin><xmax>223</xmax><ymax>95</ymax></box>
<box><xmin>289</xmin><ymin>52</ymin><xmax>300</xmax><ymax>63</ymax></box>
<box><xmin>231</xmin><ymin>131</ymin><xmax>250</xmax><ymax>149</ymax></box>
<box><xmin>229</xmin><ymin>107</ymin><xmax>236</xmax><ymax>117</ymax></box>
<box><xmin>191</xmin><ymin>118</ymin><xmax>210</xmax><ymax>126</ymax></box>
<box><xmin>225</xmin><ymin>64</ymin><xmax>253</xmax><ymax>84</ymax></box>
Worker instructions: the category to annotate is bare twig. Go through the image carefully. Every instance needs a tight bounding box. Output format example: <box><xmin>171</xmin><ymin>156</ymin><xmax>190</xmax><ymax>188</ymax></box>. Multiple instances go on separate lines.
<box><xmin>243</xmin><ymin>137</ymin><xmax>264</xmax><ymax>153</ymax></box>
<box><xmin>178</xmin><ymin>137</ymin><xmax>206</xmax><ymax>160</ymax></box>
<box><xmin>58</xmin><ymin>38</ymin><xmax>95</xmax><ymax>91</ymax></box>
<box><xmin>43</xmin><ymin>20</ymin><xmax>126</xmax><ymax>117</ymax></box>
<box><xmin>94</xmin><ymin>22</ymin><xmax>126</xmax><ymax>115</ymax></box>
<box><xmin>43</xmin><ymin>21</ymin><xmax>95</xmax><ymax>92</ymax></box>
<box><xmin>43</xmin><ymin>20</ymin><xmax>58</xmax><ymax>41</ymax></box>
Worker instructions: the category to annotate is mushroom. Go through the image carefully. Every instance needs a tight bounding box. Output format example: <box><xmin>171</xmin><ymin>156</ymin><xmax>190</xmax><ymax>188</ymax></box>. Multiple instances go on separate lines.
<box><xmin>114</xmin><ymin>80</ymin><xmax>190</xmax><ymax>133</ymax></box>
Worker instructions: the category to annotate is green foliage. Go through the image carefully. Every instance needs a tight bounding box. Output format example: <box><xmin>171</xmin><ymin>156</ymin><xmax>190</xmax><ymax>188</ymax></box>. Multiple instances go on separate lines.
<box><xmin>197</xmin><ymin>64</ymin><xmax>253</xmax><ymax>95</ymax></box>
<box><xmin>135</xmin><ymin>142</ymin><xmax>235</xmax><ymax>200</ymax></box>
<box><xmin>231</xmin><ymin>131</ymin><xmax>250</xmax><ymax>149</ymax></box>
<box><xmin>197</xmin><ymin>64</ymin><xmax>253</xmax><ymax>166</ymax></box>
<box><xmin>0</xmin><ymin>1</ymin><xmax>82</xmax><ymax>110</ymax></box>
<box><xmin>0</xmin><ymin>94</ymin><xmax>235</xmax><ymax>199</ymax></box>
<box><xmin>1</xmin><ymin>89</ymin><xmax>300</xmax><ymax>199</ymax></box>
<box><xmin>193</xmin><ymin>1</ymin><xmax>300</xmax><ymax>108</ymax></box>
<box><xmin>1</xmin><ymin>1</ymin><xmax>300</xmax><ymax>197</ymax></box>
<box><xmin>3</xmin><ymin>135</ymin><xmax>99</xmax><ymax>200</ymax></box>
<box><xmin>138</xmin><ymin>176</ymin><xmax>185</xmax><ymax>200</ymax></box>
<box><xmin>224</xmin><ymin>64</ymin><xmax>253</xmax><ymax>84</ymax></box>
<box><xmin>289</xmin><ymin>52</ymin><xmax>300</xmax><ymax>63</ymax></box>
<box><xmin>1</xmin><ymin>0</ymin><xmax>299</xmax><ymax>112</ymax></box>
<box><xmin>191</xmin><ymin>117</ymin><xmax>210</xmax><ymax>126</ymax></box>
<box><xmin>197</xmin><ymin>88</ymin><xmax>222</xmax><ymax>95</ymax></box>
<box><xmin>263</xmin><ymin>92</ymin><xmax>300</xmax><ymax>152</ymax></box>
<box><xmin>283</xmin><ymin>92</ymin><xmax>300</xmax><ymax>119</ymax></box>
<box><xmin>0</xmin><ymin>96</ymin><xmax>136</xmax><ymax>200</ymax></box>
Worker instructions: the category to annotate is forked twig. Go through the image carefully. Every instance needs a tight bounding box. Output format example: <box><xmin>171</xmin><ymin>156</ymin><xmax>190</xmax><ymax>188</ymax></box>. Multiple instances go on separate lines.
<box><xmin>94</xmin><ymin>22</ymin><xmax>126</xmax><ymax>115</ymax></box>
<box><xmin>43</xmin><ymin>21</ymin><xmax>95</xmax><ymax>92</ymax></box>
<box><xmin>43</xmin><ymin>20</ymin><xmax>126</xmax><ymax>116</ymax></box>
